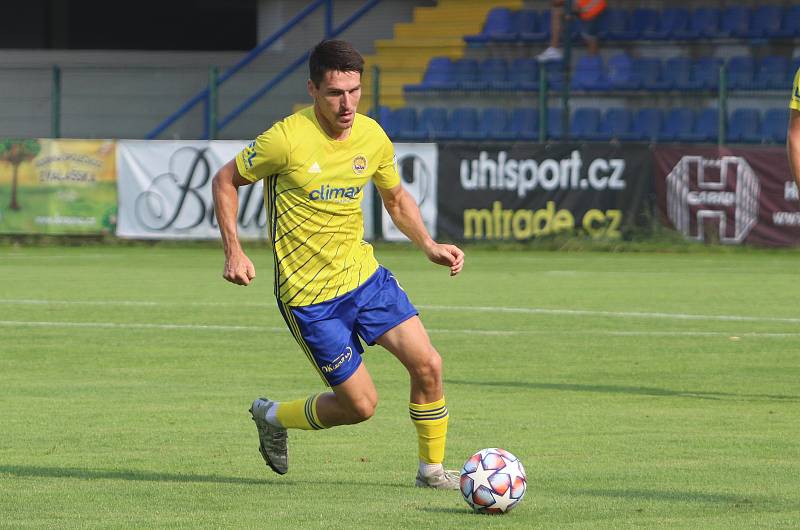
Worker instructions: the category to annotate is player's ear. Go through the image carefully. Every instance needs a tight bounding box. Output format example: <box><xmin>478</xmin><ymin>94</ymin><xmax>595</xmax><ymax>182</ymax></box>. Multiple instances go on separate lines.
<box><xmin>307</xmin><ymin>79</ymin><xmax>315</xmax><ymax>99</ymax></box>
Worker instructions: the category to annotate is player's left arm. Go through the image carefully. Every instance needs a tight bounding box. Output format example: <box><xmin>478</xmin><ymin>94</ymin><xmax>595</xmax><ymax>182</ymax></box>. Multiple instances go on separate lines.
<box><xmin>377</xmin><ymin>183</ymin><xmax>464</xmax><ymax>276</ymax></box>
<box><xmin>788</xmin><ymin>109</ymin><xmax>800</xmax><ymax>188</ymax></box>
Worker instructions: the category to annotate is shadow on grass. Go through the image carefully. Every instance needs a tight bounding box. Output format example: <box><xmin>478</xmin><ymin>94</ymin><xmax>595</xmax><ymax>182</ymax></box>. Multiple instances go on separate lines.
<box><xmin>445</xmin><ymin>380</ymin><xmax>800</xmax><ymax>402</ymax></box>
<box><xmin>0</xmin><ymin>465</ymin><xmax>285</xmax><ymax>485</ymax></box>
<box><xmin>573</xmin><ymin>488</ymin><xmax>757</xmax><ymax>505</ymax></box>
<box><xmin>0</xmin><ymin>464</ymin><xmax>418</xmax><ymax>489</ymax></box>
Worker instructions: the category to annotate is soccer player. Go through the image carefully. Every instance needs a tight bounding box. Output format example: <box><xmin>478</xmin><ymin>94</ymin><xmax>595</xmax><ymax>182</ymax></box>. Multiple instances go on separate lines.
<box><xmin>788</xmin><ymin>66</ymin><xmax>800</xmax><ymax>188</ymax></box>
<box><xmin>211</xmin><ymin>39</ymin><xmax>465</xmax><ymax>489</ymax></box>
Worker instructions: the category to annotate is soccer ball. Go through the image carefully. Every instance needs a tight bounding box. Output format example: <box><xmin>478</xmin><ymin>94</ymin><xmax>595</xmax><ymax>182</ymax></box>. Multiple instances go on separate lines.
<box><xmin>459</xmin><ymin>448</ymin><xmax>526</xmax><ymax>514</ymax></box>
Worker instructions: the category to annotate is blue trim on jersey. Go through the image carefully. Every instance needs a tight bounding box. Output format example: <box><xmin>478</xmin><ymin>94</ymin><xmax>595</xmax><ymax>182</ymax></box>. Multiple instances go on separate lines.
<box><xmin>280</xmin><ymin>266</ymin><xmax>418</xmax><ymax>387</ymax></box>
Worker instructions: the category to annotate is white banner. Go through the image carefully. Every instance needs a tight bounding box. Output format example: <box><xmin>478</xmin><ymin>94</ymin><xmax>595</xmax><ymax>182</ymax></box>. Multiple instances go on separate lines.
<box><xmin>381</xmin><ymin>143</ymin><xmax>438</xmax><ymax>242</ymax></box>
<box><xmin>116</xmin><ymin>139</ymin><xmax>383</xmax><ymax>240</ymax></box>
<box><xmin>116</xmin><ymin>140</ymin><xmax>259</xmax><ymax>239</ymax></box>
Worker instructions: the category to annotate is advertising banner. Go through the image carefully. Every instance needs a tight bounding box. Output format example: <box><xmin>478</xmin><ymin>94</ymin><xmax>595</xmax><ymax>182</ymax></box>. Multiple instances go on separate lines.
<box><xmin>117</xmin><ymin>140</ymin><xmax>253</xmax><ymax>239</ymax></box>
<box><xmin>381</xmin><ymin>143</ymin><xmax>438</xmax><ymax>242</ymax></box>
<box><xmin>117</xmin><ymin>140</ymin><xmax>377</xmax><ymax>241</ymax></box>
<box><xmin>436</xmin><ymin>143</ymin><xmax>652</xmax><ymax>242</ymax></box>
<box><xmin>0</xmin><ymin>139</ymin><xmax>117</xmax><ymax>234</ymax></box>
<box><xmin>653</xmin><ymin>146</ymin><xmax>800</xmax><ymax>247</ymax></box>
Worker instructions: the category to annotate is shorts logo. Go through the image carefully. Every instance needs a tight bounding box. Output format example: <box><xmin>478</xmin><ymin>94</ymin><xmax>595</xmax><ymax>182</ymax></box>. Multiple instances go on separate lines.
<box><xmin>320</xmin><ymin>347</ymin><xmax>353</xmax><ymax>374</ymax></box>
<box><xmin>353</xmin><ymin>155</ymin><xmax>368</xmax><ymax>175</ymax></box>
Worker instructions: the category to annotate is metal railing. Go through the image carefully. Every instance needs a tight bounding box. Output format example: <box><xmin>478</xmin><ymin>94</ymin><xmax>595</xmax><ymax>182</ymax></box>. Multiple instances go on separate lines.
<box><xmin>145</xmin><ymin>0</ymin><xmax>382</xmax><ymax>140</ymax></box>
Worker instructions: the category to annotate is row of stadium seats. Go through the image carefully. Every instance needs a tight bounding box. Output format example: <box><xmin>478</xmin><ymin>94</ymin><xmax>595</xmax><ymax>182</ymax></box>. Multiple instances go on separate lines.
<box><xmin>465</xmin><ymin>6</ymin><xmax>800</xmax><ymax>45</ymax></box>
<box><xmin>379</xmin><ymin>106</ymin><xmax>789</xmax><ymax>144</ymax></box>
<box><xmin>405</xmin><ymin>54</ymin><xmax>799</xmax><ymax>93</ymax></box>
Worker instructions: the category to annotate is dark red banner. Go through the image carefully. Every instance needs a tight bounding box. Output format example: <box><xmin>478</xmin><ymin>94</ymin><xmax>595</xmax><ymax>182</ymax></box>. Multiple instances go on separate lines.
<box><xmin>654</xmin><ymin>146</ymin><xmax>800</xmax><ymax>247</ymax></box>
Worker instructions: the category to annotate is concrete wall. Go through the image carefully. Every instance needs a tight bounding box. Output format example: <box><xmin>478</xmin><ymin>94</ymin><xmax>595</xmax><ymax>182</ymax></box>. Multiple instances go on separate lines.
<box><xmin>0</xmin><ymin>0</ymin><xmax>430</xmax><ymax>140</ymax></box>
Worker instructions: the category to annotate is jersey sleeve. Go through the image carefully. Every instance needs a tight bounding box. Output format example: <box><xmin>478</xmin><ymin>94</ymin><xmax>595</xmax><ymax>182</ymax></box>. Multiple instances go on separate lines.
<box><xmin>235</xmin><ymin>122</ymin><xmax>291</xmax><ymax>182</ymax></box>
<box><xmin>372</xmin><ymin>132</ymin><xmax>401</xmax><ymax>189</ymax></box>
<box><xmin>791</xmin><ymin>68</ymin><xmax>800</xmax><ymax>112</ymax></box>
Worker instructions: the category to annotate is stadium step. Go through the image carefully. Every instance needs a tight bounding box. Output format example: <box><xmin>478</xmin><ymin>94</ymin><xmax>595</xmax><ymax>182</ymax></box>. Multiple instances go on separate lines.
<box><xmin>357</xmin><ymin>0</ymin><xmax>523</xmax><ymax>113</ymax></box>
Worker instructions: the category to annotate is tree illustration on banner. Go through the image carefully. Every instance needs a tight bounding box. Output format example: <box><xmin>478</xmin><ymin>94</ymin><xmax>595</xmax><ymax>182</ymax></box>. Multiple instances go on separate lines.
<box><xmin>0</xmin><ymin>139</ymin><xmax>42</xmax><ymax>211</ymax></box>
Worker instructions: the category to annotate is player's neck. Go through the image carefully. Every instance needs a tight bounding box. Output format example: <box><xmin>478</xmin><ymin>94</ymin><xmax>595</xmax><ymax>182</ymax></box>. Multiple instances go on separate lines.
<box><xmin>313</xmin><ymin>105</ymin><xmax>352</xmax><ymax>141</ymax></box>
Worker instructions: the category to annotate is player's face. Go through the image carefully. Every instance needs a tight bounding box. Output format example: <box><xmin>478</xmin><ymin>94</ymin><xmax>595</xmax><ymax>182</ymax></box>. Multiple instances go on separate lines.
<box><xmin>309</xmin><ymin>69</ymin><xmax>362</xmax><ymax>139</ymax></box>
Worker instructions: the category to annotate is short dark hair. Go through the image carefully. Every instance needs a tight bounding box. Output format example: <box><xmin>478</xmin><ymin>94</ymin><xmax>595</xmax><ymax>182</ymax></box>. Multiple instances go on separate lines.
<box><xmin>308</xmin><ymin>39</ymin><xmax>364</xmax><ymax>87</ymax></box>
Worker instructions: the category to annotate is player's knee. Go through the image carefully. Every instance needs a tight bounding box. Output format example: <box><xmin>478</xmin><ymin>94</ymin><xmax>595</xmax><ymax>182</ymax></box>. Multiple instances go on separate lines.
<box><xmin>346</xmin><ymin>394</ymin><xmax>377</xmax><ymax>423</ymax></box>
<box><xmin>409</xmin><ymin>348</ymin><xmax>442</xmax><ymax>385</ymax></box>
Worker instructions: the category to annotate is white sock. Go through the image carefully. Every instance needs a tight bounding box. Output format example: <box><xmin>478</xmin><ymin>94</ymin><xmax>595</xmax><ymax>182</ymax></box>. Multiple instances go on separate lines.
<box><xmin>419</xmin><ymin>461</ymin><xmax>443</xmax><ymax>477</ymax></box>
<box><xmin>266</xmin><ymin>403</ymin><xmax>282</xmax><ymax>427</ymax></box>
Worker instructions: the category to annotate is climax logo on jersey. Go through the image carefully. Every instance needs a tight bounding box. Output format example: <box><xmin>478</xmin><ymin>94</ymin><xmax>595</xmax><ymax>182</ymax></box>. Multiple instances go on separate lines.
<box><xmin>352</xmin><ymin>154</ymin><xmax>368</xmax><ymax>175</ymax></box>
<box><xmin>308</xmin><ymin>184</ymin><xmax>364</xmax><ymax>202</ymax></box>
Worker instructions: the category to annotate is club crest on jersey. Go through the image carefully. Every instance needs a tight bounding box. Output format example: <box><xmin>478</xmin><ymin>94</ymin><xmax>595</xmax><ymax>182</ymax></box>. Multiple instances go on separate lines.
<box><xmin>352</xmin><ymin>154</ymin><xmax>368</xmax><ymax>175</ymax></box>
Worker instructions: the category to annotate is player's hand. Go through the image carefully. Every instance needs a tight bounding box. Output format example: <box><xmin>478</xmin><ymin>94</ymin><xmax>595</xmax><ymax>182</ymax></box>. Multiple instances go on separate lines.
<box><xmin>223</xmin><ymin>251</ymin><xmax>256</xmax><ymax>286</ymax></box>
<box><xmin>424</xmin><ymin>242</ymin><xmax>465</xmax><ymax>277</ymax></box>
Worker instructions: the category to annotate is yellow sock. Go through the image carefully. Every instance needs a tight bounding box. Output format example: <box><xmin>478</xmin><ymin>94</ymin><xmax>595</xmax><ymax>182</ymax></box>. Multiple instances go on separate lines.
<box><xmin>409</xmin><ymin>397</ymin><xmax>448</xmax><ymax>464</ymax></box>
<box><xmin>275</xmin><ymin>394</ymin><xmax>327</xmax><ymax>430</ymax></box>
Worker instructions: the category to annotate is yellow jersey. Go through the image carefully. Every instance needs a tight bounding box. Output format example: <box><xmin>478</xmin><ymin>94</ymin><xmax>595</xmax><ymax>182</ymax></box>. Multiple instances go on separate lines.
<box><xmin>792</xmin><ymin>67</ymin><xmax>800</xmax><ymax>112</ymax></box>
<box><xmin>235</xmin><ymin>107</ymin><xmax>400</xmax><ymax>306</ymax></box>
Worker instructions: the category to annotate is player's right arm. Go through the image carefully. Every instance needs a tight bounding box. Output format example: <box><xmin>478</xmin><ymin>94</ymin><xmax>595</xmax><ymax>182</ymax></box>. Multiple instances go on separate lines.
<box><xmin>212</xmin><ymin>159</ymin><xmax>256</xmax><ymax>286</ymax></box>
<box><xmin>788</xmin><ymin>68</ymin><xmax>800</xmax><ymax>188</ymax></box>
<box><xmin>788</xmin><ymin>110</ymin><xmax>800</xmax><ymax>188</ymax></box>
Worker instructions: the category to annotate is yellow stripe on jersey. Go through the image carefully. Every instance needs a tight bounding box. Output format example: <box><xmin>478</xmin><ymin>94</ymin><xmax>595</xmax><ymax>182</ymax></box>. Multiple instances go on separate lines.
<box><xmin>235</xmin><ymin>107</ymin><xmax>400</xmax><ymax>306</ymax></box>
<box><xmin>792</xmin><ymin>67</ymin><xmax>800</xmax><ymax>112</ymax></box>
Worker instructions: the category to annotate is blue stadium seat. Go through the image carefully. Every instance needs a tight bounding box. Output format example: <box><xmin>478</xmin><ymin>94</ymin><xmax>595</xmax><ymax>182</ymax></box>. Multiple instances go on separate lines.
<box><xmin>779</xmin><ymin>6</ymin><xmax>800</xmax><ymax>38</ymax></box>
<box><xmin>570</xmin><ymin>108</ymin><xmax>602</xmax><ymax>140</ymax></box>
<box><xmin>607</xmin><ymin>53</ymin><xmax>638</xmax><ymax>90</ymax></box>
<box><xmin>750</xmin><ymin>6</ymin><xmax>782</xmax><ymax>39</ymax></box>
<box><xmin>629</xmin><ymin>8</ymin><xmax>658</xmax><ymax>40</ymax></box>
<box><xmin>454</xmin><ymin>58</ymin><xmax>483</xmax><ymax>90</ymax></box>
<box><xmin>543</xmin><ymin>60</ymin><xmax>565</xmax><ymax>91</ymax></box>
<box><xmin>465</xmin><ymin>7</ymin><xmax>516</xmax><ymax>44</ymax></box>
<box><xmin>635</xmin><ymin>58</ymin><xmax>670</xmax><ymax>91</ymax></box>
<box><xmin>659</xmin><ymin>108</ymin><xmax>694</xmax><ymax>142</ymax></box>
<box><xmin>685</xmin><ymin>108</ymin><xmax>719</xmax><ymax>142</ymax></box>
<box><xmin>392</xmin><ymin>107</ymin><xmax>421</xmax><ymax>141</ymax></box>
<box><xmin>644</xmin><ymin>8</ymin><xmax>689</xmax><ymax>40</ymax></box>
<box><xmin>664</xmin><ymin>57</ymin><xmax>699</xmax><ymax>90</ymax></box>
<box><xmin>719</xmin><ymin>7</ymin><xmax>751</xmax><ymax>39</ymax></box>
<box><xmin>416</xmin><ymin>107</ymin><xmax>449</xmax><ymax>141</ymax></box>
<box><xmin>727</xmin><ymin>108</ymin><xmax>762</xmax><ymax>143</ymax></box>
<box><xmin>602</xmin><ymin>9</ymin><xmax>636</xmax><ymax>40</ymax></box>
<box><xmin>685</xmin><ymin>7</ymin><xmax>721</xmax><ymax>40</ymax></box>
<box><xmin>516</xmin><ymin>9</ymin><xmax>548</xmax><ymax>42</ymax></box>
<box><xmin>376</xmin><ymin>106</ymin><xmax>396</xmax><ymax>138</ymax></box>
<box><xmin>481</xmin><ymin>107</ymin><xmax>515</xmax><ymax>140</ymax></box>
<box><xmin>693</xmin><ymin>57</ymin><xmax>723</xmax><ymax>90</ymax></box>
<box><xmin>726</xmin><ymin>56</ymin><xmax>755</xmax><ymax>91</ymax></box>
<box><xmin>571</xmin><ymin>55</ymin><xmax>609</xmax><ymax>90</ymax></box>
<box><xmin>481</xmin><ymin>58</ymin><xmax>510</xmax><ymax>90</ymax></box>
<box><xmin>592</xmin><ymin>108</ymin><xmax>632</xmax><ymax>140</ymax></box>
<box><xmin>762</xmin><ymin>108</ymin><xmax>789</xmax><ymax>143</ymax></box>
<box><xmin>791</xmin><ymin>57</ymin><xmax>800</xmax><ymax>85</ymax></box>
<box><xmin>511</xmin><ymin>108</ymin><xmax>539</xmax><ymax>140</ymax></box>
<box><xmin>621</xmin><ymin>108</ymin><xmax>662</xmax><ymax>141</ymax></box>
<box><xmin>510</xmin><ymin>58</ymin><xmax>539</xmax><ymax>91</ymax></box>
<box><xmin>547</xmin><ymin>107</ymin><xmax>564</xmax><ymax>140</ymax></box>
<box><xmin>755</xmin><ymin>56</ymin><xmax>788</xmax><ymax>90</ymax></box>
<box><xmin>448</xmin><ymin>107</ymin><xmax>484</xmax><ymax>140</ymax></box>
<box><xmin>405</xmin><ymin>57</ymin><xmax>455</xmax><ymax>92</ymax></box>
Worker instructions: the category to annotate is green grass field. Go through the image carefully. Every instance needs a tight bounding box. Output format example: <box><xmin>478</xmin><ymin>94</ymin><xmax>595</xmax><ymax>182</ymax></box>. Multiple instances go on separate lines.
<box><xmin>1</xmin><ymin>244</ymin><xmax>799</xmax><ymax>529</ymax></box>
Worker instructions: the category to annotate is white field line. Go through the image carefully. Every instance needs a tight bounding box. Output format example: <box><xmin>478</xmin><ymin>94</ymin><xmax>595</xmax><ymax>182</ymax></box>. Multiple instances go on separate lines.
<box><xmin>1</xmin><ymin>298</ymin><xmax>798</xmax><ymax>325</ymax></box>
<box><xmin>1</xmin><ymin>320</ymin><xmax>799</xmax><ymax>338</ymax></box>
